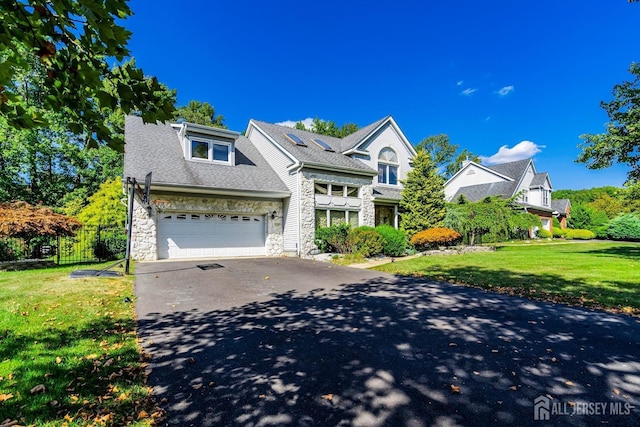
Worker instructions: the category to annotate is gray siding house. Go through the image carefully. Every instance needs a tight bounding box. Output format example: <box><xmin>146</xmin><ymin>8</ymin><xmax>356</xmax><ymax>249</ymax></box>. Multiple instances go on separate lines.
<box><xmin>124</xmin><ymin>115</ymin><xmax>415</xmax><ymax>260</ymax></box>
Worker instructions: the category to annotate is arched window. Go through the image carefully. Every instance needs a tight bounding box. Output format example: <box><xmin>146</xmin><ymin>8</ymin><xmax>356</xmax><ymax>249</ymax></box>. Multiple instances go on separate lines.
<box><xmin>378</xmin><ymin>148</ymin><xmax>398</xmax><ymax>185</ymax></box>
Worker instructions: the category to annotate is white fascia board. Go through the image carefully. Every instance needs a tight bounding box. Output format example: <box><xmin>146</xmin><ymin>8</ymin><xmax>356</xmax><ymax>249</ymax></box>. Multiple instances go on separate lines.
<box><xmin>150</xmin><ymin>183</ymin><xmax>290</xmax><ymax>199</ymax></box>
<box><xmin>181</xmin><ymin>121</ymin><xmax>240</xmax><ymax>140</ymax></box>
<box><xmin>512</xmin><ymin>159</ymin><xmax>535</xmax><ymax>197</ymax></box>
<box><xmin>301</xmin><ymin>162</ymin><xmax>378</xmax><ymax>177</ymax></box>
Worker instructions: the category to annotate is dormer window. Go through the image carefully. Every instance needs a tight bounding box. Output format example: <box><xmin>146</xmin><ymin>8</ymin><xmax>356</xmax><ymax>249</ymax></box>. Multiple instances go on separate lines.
<box><xmin>188</xmin><ymin>137</ymin><xmax>233</xmax><ymax>165</ymax></box>
<box><xmin>378</xmin><ymin>148</ymin><xmax>398</xmax><ymax>185</ymax></box>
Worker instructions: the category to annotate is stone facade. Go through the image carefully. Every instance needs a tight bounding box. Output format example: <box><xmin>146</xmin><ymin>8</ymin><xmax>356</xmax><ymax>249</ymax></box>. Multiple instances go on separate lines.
<box><xmin>299</xmin><ymin>170</ymin><xmax>375</xmax><ymax>257</ymax></box>
<box><xmin>131</xmin><ymin>193</ymin><xmax>283</xmax><ymax>260</ymax></box>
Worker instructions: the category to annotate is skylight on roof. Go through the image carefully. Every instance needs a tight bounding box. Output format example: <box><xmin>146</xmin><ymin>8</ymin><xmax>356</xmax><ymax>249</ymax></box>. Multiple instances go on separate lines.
<box><xmin>312</xmin><ymin>138</ymin><xmax>335</xmax><ymax>152</ymax></box>
<box><xmin>284</xmin><ymin>133</ymin><xmax>307</xmax><ymax>146</ymax></box>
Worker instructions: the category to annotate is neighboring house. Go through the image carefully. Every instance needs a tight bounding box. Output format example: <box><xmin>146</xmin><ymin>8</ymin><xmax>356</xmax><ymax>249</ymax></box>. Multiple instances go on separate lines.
<box><xmin>443</xmin><ymin>158</ymin><xmax>566</xmax><ymax>234</ymax></box>
<box><xmin>124</xmin><ymin>115</ymin><xmax>416</xmax><ymax>260</ymax></box>
<box><xmin>550</xmin><ymin>198</ymin><xmax>571</xmax><ymax>229</ymax></box>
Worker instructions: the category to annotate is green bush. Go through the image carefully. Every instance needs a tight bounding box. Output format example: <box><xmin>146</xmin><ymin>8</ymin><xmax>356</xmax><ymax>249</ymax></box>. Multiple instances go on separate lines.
<box><xmin>93</xmin><ymin>231</ymin><xmax>127</xmax><ymax>260</ymax></box>
<box><xmin>410</xmin><ymin>227</ymin><xmax>462</xmax><ymax>250</ymax></box>
<box><xmin>347</xmin><ymin>227</ymin><xmax>384</xmax><ymax>257</ymax></box>
<box><xmin>552</xmin><ymin>228</ymin><xmax>567</xmax><ymax>238</ymax></box>
<box><xmin>375</xmin><ymin>225</ymin><xmax>407</xmax><ymax>257</ymax></box>
<box><xmin>565</xmin><ymin>229</ymin><xmax>596</xmax><ymax>240</ymax></box>
<box><xmin>607</xmin><ymin>214</ymin><xmax>640</xmax><ymax>241</ymax></box>
<box><xmin>537</xmin><ymin>229</ymin><xmax>551</xmax><ymax>239</ymax></box>
<box><xmin>0</xmin><ymin>239</ymin><xmax>21</xmax><ymax>261</ymax></box>
<box><xmin>315</xmin><ymin>223</ymin><xmax>351</xmax><ymax>253</ymax></box>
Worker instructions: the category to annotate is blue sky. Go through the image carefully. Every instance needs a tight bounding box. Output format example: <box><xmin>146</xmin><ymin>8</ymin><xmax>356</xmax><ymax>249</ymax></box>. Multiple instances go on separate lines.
<box><xmin>126</xmin><ymin>0</ymin><xmax>639</xmax><ymax>190</ymax></box>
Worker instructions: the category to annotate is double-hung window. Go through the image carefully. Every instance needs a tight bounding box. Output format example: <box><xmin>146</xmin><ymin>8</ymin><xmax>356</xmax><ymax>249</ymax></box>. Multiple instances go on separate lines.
<box><xmin>378</xmin><ymin>148</ymin><xmax>399</xmax><ymax>185</ymax></box>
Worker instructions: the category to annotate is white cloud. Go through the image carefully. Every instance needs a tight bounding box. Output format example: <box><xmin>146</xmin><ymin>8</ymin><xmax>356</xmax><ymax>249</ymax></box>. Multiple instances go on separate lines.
<box><xmin>456</xmin><ymin>80</ymin><xmax>464</xmax><ymax>86</ymax></box>
<box><xmin>460</xmin><ymin>88</ymin><xmax>477</xmax><ymax>96</ymax></box>
<box><xmin>496</xmin><ymin>85</ymin><xmax>514</xmax><ymax>96</ymax></box>
<box><xmin>480</xmin><ymin>141</ymin><xmax>544</xmax><ymax>165</ymax></box>
<box><xmin>275</xmin><ymin>117</ymin><xmax>315</xmax><ymax>129</ymax></box>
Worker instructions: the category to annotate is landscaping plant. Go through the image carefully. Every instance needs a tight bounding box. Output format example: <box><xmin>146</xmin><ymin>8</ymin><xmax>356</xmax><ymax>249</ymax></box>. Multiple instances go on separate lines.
<box><xmin>410</xmin><ymin>227</ymin><xmax>462</xmax><ymax>250</ymax></box>
<box><xmin>375</xmin><ymin>224</ymin><xmax>408</xmax><ymax>257</ymax></box>
<box><xmin>347</xmin><ymin>227</ymin><xmax>385</xmax><ymax>257</ymax></box>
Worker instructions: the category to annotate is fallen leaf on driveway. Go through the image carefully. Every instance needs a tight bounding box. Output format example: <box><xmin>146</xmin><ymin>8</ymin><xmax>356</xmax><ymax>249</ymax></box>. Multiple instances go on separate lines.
<box><xmin>450</xmin><ymin>385</ymin><xmax>461</xmax><ymax>393</ymax></box>
<box><xmin>449</xmin><ymin>343</ymin><xmax>457</xmax><ymax>347</ymax></box>
<box><xmin>188</xmin><ymin>357</ymin><xmax>196</xmax><ymax>364</ymax></box>
<box><xmin>321</xmin><ymin>394</ymin><xmax>333</xmax><ymax>401</ymax></box>
<box><xmin>192</xmin><ymin>384</ymin><xmax>203</xmax><ymax>390</ymax></box>
<box><xmin>509</xmin><ymin>386</ymin><xmax>518</xmax><ymax>391</ymax></box>
<box><xmin>565</xmin><ymin>381</ymin><xmax>574</xmax><ymax>386</ymax></box>
<box><xmin>613</xmin><ymin>389</ymin><xmax>620</xmax><ymax>395</ymax></box>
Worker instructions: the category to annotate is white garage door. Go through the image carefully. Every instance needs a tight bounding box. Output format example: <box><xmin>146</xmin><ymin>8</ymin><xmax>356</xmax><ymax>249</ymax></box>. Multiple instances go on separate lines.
<box><xmin>157</xmin><ymin>213</ymin><xmax>266</xmax><ymax>259</ymax></box>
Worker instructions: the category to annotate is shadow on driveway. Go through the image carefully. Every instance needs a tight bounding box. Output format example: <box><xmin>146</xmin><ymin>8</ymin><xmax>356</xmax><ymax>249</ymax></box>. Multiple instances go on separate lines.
<box><xmin>137</xmin><ymin>264</ymin><xmax>640</xmax><ymax>426</ymax></box>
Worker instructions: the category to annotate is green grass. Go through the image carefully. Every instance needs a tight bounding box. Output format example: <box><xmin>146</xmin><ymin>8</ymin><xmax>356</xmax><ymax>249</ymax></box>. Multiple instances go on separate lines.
<box><xmin>372</xmin><ymin>241</ymin><xmax>640</xmax><ymax>315</ymax></box>
<box><xmin>0</xmin><ymin>263</ymin><xmax>159</xmax><ymax>426</ymax></box>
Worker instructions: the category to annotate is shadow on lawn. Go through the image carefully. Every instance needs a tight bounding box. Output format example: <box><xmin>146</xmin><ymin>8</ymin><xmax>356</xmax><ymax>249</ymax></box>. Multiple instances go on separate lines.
<box><xmin>580</xmin><ymin>243</ymin><xmax>640</xmax><ymax>261</ymax></box>
<box><xmin>138</xmin><ymin>275</ymin><xmax>640</xmax><ymax>426</ymax></box>
<box><xmin>0</xmin><ymin>316</ymin><xmax>151</xmax><ymax>424</ymax></box>
<box><xmin>417</xmin><ymin>265</ymin><xmax>640</xmax><ymax>313</ymax></box>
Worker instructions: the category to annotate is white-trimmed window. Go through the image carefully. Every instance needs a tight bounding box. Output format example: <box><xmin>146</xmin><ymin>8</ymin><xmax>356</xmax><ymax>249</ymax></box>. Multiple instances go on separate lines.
<box><xmin>189</xmin><ymin>137</ymin><xmax>233</xmax><ymax>165</ymax></box>
<box><xmin>314</xmin><ymin>183</ymin><xmax>359</xmax><ymax>197</ymax></box>
<box><xmin>542</xmin><ymin>190</ymin><xmax>550</xmax><ymax>206</ymax></box>
<box><xmin>315</xmin><ymin>209</ymin><xmax>359</xmax><ymax>228</ymax></box>
<box><xmin>378</xmin><ymin>148</ymin><xmax>398</xmax><ymax>185</ymax></box>
<box><xmin>521</xmin><ymin>189</ymin><xmax>529</xmax><ymax>203</ymax></box>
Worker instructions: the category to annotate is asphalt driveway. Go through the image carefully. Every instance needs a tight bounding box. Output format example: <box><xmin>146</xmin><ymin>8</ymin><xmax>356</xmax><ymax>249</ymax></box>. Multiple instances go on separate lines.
<box><xmin>135</xmin><ymin>257</ymin><xmax>640</xmax><ymax>426</ymax></box>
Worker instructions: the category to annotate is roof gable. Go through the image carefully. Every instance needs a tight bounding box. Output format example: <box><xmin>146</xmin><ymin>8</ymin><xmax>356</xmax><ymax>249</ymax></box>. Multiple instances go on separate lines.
<box><xmin>247</xmin><ymin>120</ymin><xmax>377</xmax><ymax>175</ymax></box>
<box><xmin>341</xmin><ymin>116</ymin><xmax>416</xmax><ymax>157</ymax></box>
<box><xmin>124</xmin><ymin>116</ymin><xmax>289</xmax><ymax>195</ymax></box>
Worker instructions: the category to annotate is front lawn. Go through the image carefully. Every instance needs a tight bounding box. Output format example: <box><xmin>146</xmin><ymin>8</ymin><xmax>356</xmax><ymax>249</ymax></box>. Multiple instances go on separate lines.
<box><xmin>372</xmin><ymin>241</ymin><xmax>640</xmax><ymax>315</ymax></box>
<box><xmin>0</xmin><ymin>264</ymin><xmax>160</xmax><ymax>426</ymax></box>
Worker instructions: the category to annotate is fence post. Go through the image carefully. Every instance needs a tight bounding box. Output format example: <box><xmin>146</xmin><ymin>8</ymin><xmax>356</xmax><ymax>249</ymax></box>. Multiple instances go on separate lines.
<box><xmin>57</xmin><ymin>236</ymin><xmax>61</xmax><ymax>265</ymax></box>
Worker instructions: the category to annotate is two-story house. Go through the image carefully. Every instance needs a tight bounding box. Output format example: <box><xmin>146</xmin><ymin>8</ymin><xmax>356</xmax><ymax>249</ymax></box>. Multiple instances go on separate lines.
<box><xmin>443</xmin><ymin>158</ymin><xmax>563</xmax><ymax>234</ymax></box>
<box><xmin>124</xmin><ymin>115</ymin><xmax>415</xmax><ymax>260</ymax></box>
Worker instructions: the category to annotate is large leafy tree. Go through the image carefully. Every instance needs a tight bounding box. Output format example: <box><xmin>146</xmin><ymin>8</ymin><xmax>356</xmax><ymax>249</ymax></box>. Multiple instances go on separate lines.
<box><xmin>416</xmin><ymin>134</ymin><xmax>480</xmax><ymax>179</ymax></box>
<box><xmin>578</xmin><ymin>62</ymin><xmax>640</xmax><ymax>182</ymax></box>
<box><xmin>399</xmin><ymin>150</ymin><xmax>446</xmax><ymax>237</ymax></box>
<box><xmin>296</xmin><ymin>118</ymin><xmax>359</xmax><ymax>138</ymax></box>
<box><xmin>173</xmin><ymin>100</ymin><xmax>226</xmax><ymax>128</ymax></box>
<box><xmin>0</xmin><ymin>0</ymin><xmax>176</xmax><ymax>150</ymax></box>
<box><xmin>77</xmin><ymin>177</ymin><xmax>126</xmax><ymax>226</ymax></box>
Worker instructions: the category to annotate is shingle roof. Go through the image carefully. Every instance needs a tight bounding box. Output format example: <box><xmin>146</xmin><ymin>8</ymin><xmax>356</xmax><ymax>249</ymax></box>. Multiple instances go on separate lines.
<box><xmin>530</xmin><ymin>172</ymin><xmax>548</xmax><ymax>187</ymax></box>
<box><xmin>250</xmin><ymin>120</ymin><xmax>377</xmax><ymax>174</ymax></box>
<box><xmin>124</xmin><ymin>116</ymin><xmax>289</xmax><ymax>194</ymax></box>
<box><xmin>450</xmin><ymin>181</ymin><xmax>515</xmax><ymax>202</ymax></box>
<box><xmin>340</xmin><ymin>116</ymin><xmax>390</xmax><ymax>152</ymax></box>
<box><xmin>486</xmin><ymin>158</ymin><xmax>532</xmax><ymax>180</ymax></box>
<box><xmin>551</xmin><ymin>198</ymin><xmax>571</xmax><ymax>213</ymax></box>
<box><xmin>373</xmin><ymin>186</ymin><xmax>403</xmax><ymax>201</ymax></box>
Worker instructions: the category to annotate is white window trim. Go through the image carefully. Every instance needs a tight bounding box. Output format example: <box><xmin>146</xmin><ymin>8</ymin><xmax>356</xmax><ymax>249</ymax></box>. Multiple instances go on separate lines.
<box><xmin>187</xmin><ymin>136</ymin><xmax>234</xmax><ymax>165</ymax></box>
<box><xmin>314</xmin><ymin>183</ymin><xmax>360</xmax><ymax>198</ymax></box>
<box><xmin>378</xmin><ymin>148</ymin><xmax>399</xmax><ymax>186</ymax></box>
<box><xmin>315</xmin><ymin>208</ymin><xmax>361</xmax><ymax>228</ymax></box>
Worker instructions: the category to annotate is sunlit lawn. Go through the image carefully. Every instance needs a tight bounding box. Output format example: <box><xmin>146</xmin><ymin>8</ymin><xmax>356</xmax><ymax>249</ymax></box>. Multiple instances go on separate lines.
<box><xmin>372</xmin><ymin>241</ymin><xmax>640</xmax><ymax>315</ymax></box>
<box><xmin>0</xmin><ymin>263</ymin><xmax>160</xmax><ymax>426</ymax></box>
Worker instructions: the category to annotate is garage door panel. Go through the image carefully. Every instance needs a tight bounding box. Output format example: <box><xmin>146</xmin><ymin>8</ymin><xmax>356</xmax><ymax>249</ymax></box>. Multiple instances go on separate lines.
<box><xmin>157</xmin><ymin>212</ymin><xmax>266</xmax><ymax>259</ymax></box>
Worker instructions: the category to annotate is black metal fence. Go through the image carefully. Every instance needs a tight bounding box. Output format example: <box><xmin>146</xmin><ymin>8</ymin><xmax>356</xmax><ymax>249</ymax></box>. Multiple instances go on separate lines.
<box><xmin>0</xmin><ymin>224</ymin><xmax>126</xmax><ymax>265</ymax></box>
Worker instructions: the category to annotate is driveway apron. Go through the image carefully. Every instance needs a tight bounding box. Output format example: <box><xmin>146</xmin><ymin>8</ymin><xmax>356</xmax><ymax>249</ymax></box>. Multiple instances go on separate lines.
<box><xmin>135</xmin><ymin>257</ymin><xmax>640</xmax><ymax>426</ymax></box>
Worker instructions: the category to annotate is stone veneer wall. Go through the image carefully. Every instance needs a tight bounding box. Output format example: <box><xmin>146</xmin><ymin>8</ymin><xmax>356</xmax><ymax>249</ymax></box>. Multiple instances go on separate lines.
<box><xmin>299</xmin><ymin>170</ymin><xmax>375</xmax><ymax>257</ymax></box>
<box><xmin>131</xmin><ymin>194</ymin><xmax>284</xmax><ymax>261</ymax></box>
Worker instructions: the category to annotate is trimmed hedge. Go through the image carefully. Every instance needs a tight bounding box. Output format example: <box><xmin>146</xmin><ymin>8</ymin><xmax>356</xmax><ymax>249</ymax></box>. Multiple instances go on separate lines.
<box><xmin>315</xmin><ymin>223</ymin><xmax>351</xmax><ymax>253</ymax></box>
<box><xmin>564</xmin><ymin>229</ymin><xmax>596</xmax><ymax>240</ymax></box>
<box><xmin>553</xmin><ymin>228</ymin><xmax>568</xmax><ymax>238</ymax></box>
<box><xmin>375</xmin><ymin>225</ymin><xmax>407</xmax><ymax>257</ymax></box>
<box><xmin>537</xmin><ymin>229</ymin><xmax>551</xmax><ymax>239</ymax></box>
<box><xmin>347</xmin><ymin>227</ymin><xmax>384</xmax><ymax>257</ymax></box>
<box><xmin>410</xmin><ymin>227</ymin><xmax>462</xmax><ymax>250</ymax></box>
